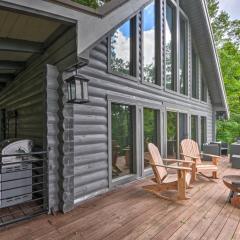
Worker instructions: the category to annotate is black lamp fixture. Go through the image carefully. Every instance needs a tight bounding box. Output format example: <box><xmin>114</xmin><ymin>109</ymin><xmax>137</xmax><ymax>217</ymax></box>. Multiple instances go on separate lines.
<box><xmin>65</xmin><ymin>58</ymin><xmax>89</xmax><ymax>104</ymax></box>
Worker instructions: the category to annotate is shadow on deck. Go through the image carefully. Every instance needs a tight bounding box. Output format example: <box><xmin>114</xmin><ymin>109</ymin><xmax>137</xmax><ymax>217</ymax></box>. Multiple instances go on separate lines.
<box><xmin>0</xmin><ymin>157</ymin><xmax>240</xmax><ymax>240</ymax></box>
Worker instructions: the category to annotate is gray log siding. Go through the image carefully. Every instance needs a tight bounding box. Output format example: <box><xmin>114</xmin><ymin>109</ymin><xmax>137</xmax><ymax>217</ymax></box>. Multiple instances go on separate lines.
<box><xmin>74</xmin><ymin>35</ymin><xmax>213</xmax><ymax>202</ymax></box>
<box><xmin>0</xmin><ymin>27</ymin><xmax>77</xmax><ymax>212</ymax></box>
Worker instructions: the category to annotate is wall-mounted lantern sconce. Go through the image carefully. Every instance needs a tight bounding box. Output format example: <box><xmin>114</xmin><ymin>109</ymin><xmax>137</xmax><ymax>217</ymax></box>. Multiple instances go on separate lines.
<box><xmin>65</xmin><ymin>59</ymin><xmax>89</xmax><ymax>104</ymax></box>
<box><xmin>66</xmin><ymin>74</ymin><xmax>89</xmax><ymax>104</ymax></box>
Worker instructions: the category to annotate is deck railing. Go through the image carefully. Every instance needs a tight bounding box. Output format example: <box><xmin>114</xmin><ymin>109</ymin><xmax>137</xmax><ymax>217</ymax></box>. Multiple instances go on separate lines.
<box><xmin>0</xmin><ymin>151</ymin><xmax>48</xmax><ymax>227</ymax></box>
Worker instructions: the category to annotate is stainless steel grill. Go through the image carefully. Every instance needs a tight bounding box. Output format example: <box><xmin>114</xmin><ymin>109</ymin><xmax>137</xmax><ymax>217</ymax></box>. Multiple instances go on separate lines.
<box><xmin>0</xmin><ymin>139</ymin><xmax>48</xmax><ymax>227</ymax></box>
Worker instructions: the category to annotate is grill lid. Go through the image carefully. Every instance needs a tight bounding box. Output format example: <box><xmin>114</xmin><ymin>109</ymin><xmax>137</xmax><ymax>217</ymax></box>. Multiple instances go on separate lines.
<box><xmin>0</xmin><ymin>139</ymin><xmax>33</xmax><ymax>164</ymax></box>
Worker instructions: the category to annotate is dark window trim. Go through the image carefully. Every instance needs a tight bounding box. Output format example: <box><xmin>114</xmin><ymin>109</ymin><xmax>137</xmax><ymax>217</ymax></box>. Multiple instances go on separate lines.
<box><xmin>166</xmin><ymin>110</ymin><xmax>179</xmax><ymax>159</ymax></box>
<box><xmin>165</xmin><ymin>0</ymin><xmax>178</xmax><ymax>92</ymax></box>
<box><xmin>164</xmin><ymin>0</ymin><xmax>190</xmax><ymax>97</ymax></box>
<box><xmin>190</xmin><ymin>114</ymin><xmax>199</xmax><ymax>144</ymax></box>
<box><xmin>201</xmin><ymin>73</ymin><xmax>208</xmax><ymax>103</ymax></box>
<box><xmin>107</xmin><ymin>15</ymin><xmax>138</xmax><ymax>81</ymax></box>
<box><xmin>200</xmin><ymin>116</ymin><xmax>207</xmax><ymax>148</ymax></box>
<box><xmin>179</xmin><ymin>11</ymin><xmax>189</xmax><ymax>96</ymax></box>
<box><xmin>108</xmin><ymin>100</ymin><xmax>138</xmax><ymax>187</ymax></box>
<box><xmin>107</xmin><ymin>95</ymin><xmax>139</xmax><ymax>189</ymax></box>
<box><xmin>191</xmin><ymin>46</ymin><xmax>200</xmax><ymax>100</ymax></box>
<box><xmin>141</xmin><ymin>0</ymin><xmax>163</xmax><ymax>87</ymax></box>
<box><xmin>143</xmin><ymin>107</ymin><xmax>161</xmax><ymax>167</ymax></box>
<box><xmin>166</xmin><ymin>108</ymin><xmax>189</xmax><ymax>159</ymax></box>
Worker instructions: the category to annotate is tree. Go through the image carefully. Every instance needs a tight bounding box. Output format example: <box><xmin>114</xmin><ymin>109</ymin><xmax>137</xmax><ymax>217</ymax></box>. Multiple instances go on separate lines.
<box><xmin>72</xmin><ymin>0</ymin><xmax>111</xmax><ymax>9</ymax></box>
<box><xmin>207</xmin><ymin>0</ymin><xmax>240</xmax><ymax>143</ymax></box>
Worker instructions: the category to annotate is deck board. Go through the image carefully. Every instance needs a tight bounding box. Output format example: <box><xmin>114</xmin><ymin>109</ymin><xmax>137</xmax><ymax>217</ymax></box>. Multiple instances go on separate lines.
<box><xmin>0</xmin><ymin>157</ymin><xmax>240</xmax><ymax>240</ymax></box>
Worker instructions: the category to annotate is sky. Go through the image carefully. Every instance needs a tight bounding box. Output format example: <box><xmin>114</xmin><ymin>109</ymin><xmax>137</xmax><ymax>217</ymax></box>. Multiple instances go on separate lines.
<box><xmin>113</xmin><ymin>0</ymin><xmax>240</xmax><ymax>65</ymax></box>
<box><xmin>113</xmin><ymin>2</ymin><xmax>155</xmax><ymax>66</ymax></box>
<box><xmin>219</xmin><ymin>0</ymin><xmax>240</xmax><ymax>20</ymax></box>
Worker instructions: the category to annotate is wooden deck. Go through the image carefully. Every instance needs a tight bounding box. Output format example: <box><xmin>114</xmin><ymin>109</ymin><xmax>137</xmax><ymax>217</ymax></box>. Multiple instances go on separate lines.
<box><xmin>0</xmin><ymin>157</ymin><xmax>240</xmax><ymax>240</ymax></box>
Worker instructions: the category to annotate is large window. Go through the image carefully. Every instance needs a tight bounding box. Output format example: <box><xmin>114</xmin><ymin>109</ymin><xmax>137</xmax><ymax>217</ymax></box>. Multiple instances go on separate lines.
<box><xmin>167</xmin><ymin>111</ymin><xmax>178</xmax><ymax>159</ymax></box>
<box><xmin>143</xmin><ymin>2</ymin><xmax>156</xmax><ymax>84</ymax></box>
<box><xmin>110</xmin><ymin>19</ymin><xmax>135</xmax><ymax>76</ymax></box>
<box><xmin>179</xmin><ymin>14</ymin><xmax>188</xmax><ymax>95</ymax></box>
<box><xmin>192</xmin><ymin>48</ymin><xmax>199</xmax><ymax>99</ymax></box>
<box><xmin>144</xmin><ymin>108</ymin><xmax>158</xmax><ymax>169</ymax></box>
<box><xmin>111</xmin><ymin>103</ymin><xmax>135</xmax><ymax>179</ymax></box>
<box><xmin>165</xmin><ymin>2</ymin><xmax>176</xmax><ymax>91</ymax></box>
<box><xmin>191</xmin><ymin>115</ymin><xmax>198</xmax><ymax>142</ymax></box>
<box><xmin>201</xmin><ymin>116</ymin><xmax>207</xmax><ymax>148</ymax></box>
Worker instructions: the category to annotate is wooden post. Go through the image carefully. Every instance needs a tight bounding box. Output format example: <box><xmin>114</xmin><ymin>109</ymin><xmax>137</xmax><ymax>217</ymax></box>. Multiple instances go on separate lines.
<box><xmin>191</xmin><ymin>160</ymin><xmax>197</xmax><ymax>182</ymax></box>
<box><xmin>177</xmin><ymin>170</ymin><xmax>186</xmax><ymax>200</ymax></box>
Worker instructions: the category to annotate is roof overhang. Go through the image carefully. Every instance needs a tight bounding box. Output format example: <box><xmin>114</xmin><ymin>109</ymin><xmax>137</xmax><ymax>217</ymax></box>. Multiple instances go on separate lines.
<box><xmin>180</xmin><ymin>0</ymin><xmax>229</xmax><ymax>118</ymax></box>
<box><xmin>0</xmin><ymin>5</ymin><xmax>74</xmax><ymax>90</ymax></box>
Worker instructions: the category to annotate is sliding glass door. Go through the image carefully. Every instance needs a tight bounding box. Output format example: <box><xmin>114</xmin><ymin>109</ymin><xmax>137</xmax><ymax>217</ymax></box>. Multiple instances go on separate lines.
<box><xmin>191</xmin><ymin>115</ymin><xmax>198</xmax><ymax>142</ymax></box>
<box><xmin>143</xmin><ymin>108</ymin><xmax>158</xmax><ymax>169</ymax></box>
<box><xmin>167</xmin><ymin>111</ymin><xmax>188</xmax><ymax>159</ymax></box>
<box><xmin>167</xmin><ymin>111</ymin><xmax>178</xmax><ymax>159</ymax></box>
<box><xmin>201</xmin><ymin>116</ymin><xmax>207</xmax><ymax>149</ymax></box>
<box><xmin>179</xmin><ymin>113</ymin><xmax>188</xmax><ymax>144</ymax></box>
<box><xmin>111</xmin><ymin>103</ymin><xmax>135</xmax><ymax>180</ymax></box>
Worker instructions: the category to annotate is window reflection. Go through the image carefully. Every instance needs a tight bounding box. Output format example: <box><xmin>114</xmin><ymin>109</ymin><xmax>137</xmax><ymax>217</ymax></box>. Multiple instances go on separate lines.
<box><xmin>192</xmin><ymin>48</ymin><xmax>199</xmax><ymax>99</ymax></box>
<box><xmin>180</xmin><ymin>15</ymin><xmax>187</xmax><ymax>95</ymax></box>
<box><xmin>143</xmin><ymin>2</ymin><xmax>156</xmax><ymax>84</ymax></box>
<box><xmin>201</xmin><ymin>77</ymin><xmax>207</xmax><ymax>102</ymax></box>
<box><xmin>191</xmin><ymin>115</ymin><xmax>198</xmax><ymax>142</ymax></box>
<box><xmin>112</xmin><ymin>103</ymin><xmax>135</xmax><ymax>179</ymax></box>
<box><xmin>201</xmin><ymin>116</ymin><xmax>207</xmax><ymax>149</ymax></box>
<box><xmin>144</xmin><ymin>108</ymin><xmax>158</xmax><ymax>168</ymax></box>
<box><xmin>167</xmin><ymin>111</ymin><xmax>178</xmax><ymax>159</ymax></box>
<box><xmin>110</xmin><ymin>20</ymin><xmax>131</xmax><ymax>75</ymax></box>
<box><xmin>179</xmin><ymin>113</ymin><xmax>188</xmax><ymax>143</ymax></box>
<box><xmin>166</xmin><ymin>3</ymin><xmax>176</xmax><ymax>91</ymax></box>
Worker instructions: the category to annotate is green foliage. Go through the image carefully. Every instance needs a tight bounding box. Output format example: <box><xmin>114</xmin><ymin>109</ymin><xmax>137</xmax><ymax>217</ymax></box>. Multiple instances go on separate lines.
<box><xmin>144</xmin><ymin>63</ymin><xmax>155</xmax><ymax>83</ymax></box>
<box><xmin>144</xmin><ymin>109</ymin><xmax>157</xmax><ymax>151</ymax></box>
<box><xmin>112</xmin><ymin>104</ymin><xmax>133</xmax><ymax>155</ymax></box>
<box><xmin>207</xmin><ymin>0</ymin><xmax>240</xmax><ymax>143</ymax></box>
<box><xmin>72</xmin><ymin>0</ymin><xmax>110</xmax><ymax>9</ymax></box>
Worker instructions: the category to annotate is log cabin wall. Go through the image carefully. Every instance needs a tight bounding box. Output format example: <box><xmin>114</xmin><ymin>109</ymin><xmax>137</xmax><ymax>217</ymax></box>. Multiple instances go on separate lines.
<box><xmin>75</xmin><ymin>37</ymin><xmax>213</xmax><ymax>204</ymax></box>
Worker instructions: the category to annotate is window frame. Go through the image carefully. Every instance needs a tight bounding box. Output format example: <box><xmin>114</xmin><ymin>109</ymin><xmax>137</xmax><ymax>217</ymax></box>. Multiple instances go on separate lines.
<box><xmin>108</xmin><ymin>15</ymin><xmax>138</xmax><ymax>81</ymax></box>
<box><xmin>200</xmin><ymin>116</ymin><xmax>207</xmax><ymax>149</ymax></box>
<box><xmin>142</xmin><ymin>107</ymin><xmax>161</xmax><ymax>173</ymax></box>
<box><xmin>179</xmin><ymin>9</ymin><xmax>189</xmax><ymax>96</ymax></box>
<box><xmin>165</xmin><ymin>108</ymin><xmax>189</xmax><ymax>159</ymax></box>
<box><xmin>190</xmin><ymin>114</ymin><xmax>199</xmax><ymax>144</ymax></box>
<box><xmin>165</xmin><ymin>0</ymin><xmax>178</xmax><ymax>92</ymax></box>
<box><xmin>108</xmin><ymin>97</ymin><xmax>138</xmax><ymax>187</ymax></box>
<box><xmin>179</xmin><ymin>112</ymin><xmax>189</xmax><ymax>143</ymax></box>
<box><xmin>141</xmin><ymin>0</ymin><xmax>163</xmax><ymax>88</ymax></box>
<box><xmin>201</xmin><ymin>72</ymin><xmax>208</xmax><ymax>103</ymax></box>
<box><xmin>164</xmin><ymin>0</ymin><xmax>189</xmax><ymax>97</ymax></box>
<box><xmin>191</xmin><ymin>46</ymin><xmax>200</xmax><ymax>100</ymax></box>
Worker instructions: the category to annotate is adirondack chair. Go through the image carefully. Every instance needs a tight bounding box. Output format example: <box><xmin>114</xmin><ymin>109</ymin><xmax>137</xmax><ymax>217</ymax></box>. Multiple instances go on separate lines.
<box><xmin>143</xmin><ymin>143</ymin><xmax>192</xmax><ymax>201</ymax></box>
<box><xmin>181</xmin><ymin>139</ymin><xmax>220</xmax><ymax>181</ymax></box>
